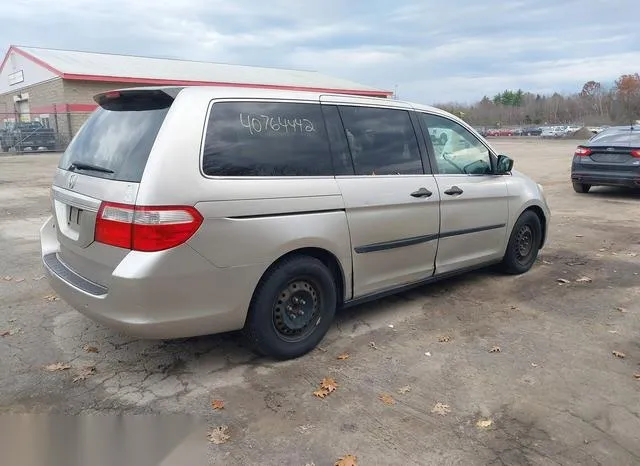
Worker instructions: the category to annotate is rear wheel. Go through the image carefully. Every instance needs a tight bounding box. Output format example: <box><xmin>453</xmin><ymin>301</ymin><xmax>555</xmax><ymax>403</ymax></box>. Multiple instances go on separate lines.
<box><xmin>243</xmin><ymin>256</ymin><xmax>337</xmax><ymax>360</ymax></box>
<box><xmin>501</xmin><ymin>211</ymin><xmax>542</xmax><ymax>275</ymax></box>
<box><xmin>573</xmin><ymin>182</ymin><xmax>591</xmax><ymax>193</ymax></box>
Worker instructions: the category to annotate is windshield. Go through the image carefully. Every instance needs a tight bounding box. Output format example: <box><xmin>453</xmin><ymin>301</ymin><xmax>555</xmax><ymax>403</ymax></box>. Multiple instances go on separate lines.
<box><xmin>58</xmin><ymin>91</ymin><xmax>172</xmax><ymax>182</ymax></box>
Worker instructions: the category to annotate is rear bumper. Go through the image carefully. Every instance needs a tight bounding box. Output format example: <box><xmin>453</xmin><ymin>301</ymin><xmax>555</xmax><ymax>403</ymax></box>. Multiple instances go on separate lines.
<box><xmin>571</xmin><ymin>171</ymin><xmax>640</xmax><ymax>188</ymax></box>
<box><xmin>40</xmin><ymin>216</ymin><xmax>265</xmax><ymax>339</ymax></box>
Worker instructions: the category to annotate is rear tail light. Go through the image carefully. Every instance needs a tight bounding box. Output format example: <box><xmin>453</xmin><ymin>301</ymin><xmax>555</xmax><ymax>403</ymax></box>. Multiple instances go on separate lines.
<box><xmin>574</xmin><ymin>146</ymin><xmax>592</xmax><ymax>157</ymax></box>
<box><xmin>631</xmin><ymin>149</ymin><xmax>640</xmax><ymax>158</ymax></box>
<box><xmin>95</xmin><ymin>202</ymin><xmax>203</xmax><ymax>252</ymax></box>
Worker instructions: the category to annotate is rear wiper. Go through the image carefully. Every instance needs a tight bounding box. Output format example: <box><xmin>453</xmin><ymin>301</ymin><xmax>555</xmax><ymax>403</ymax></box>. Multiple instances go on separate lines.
<box><xmin>68</xmin><ymin>161</ymin><xmax>114</xmax><ymax>174</ymax></box>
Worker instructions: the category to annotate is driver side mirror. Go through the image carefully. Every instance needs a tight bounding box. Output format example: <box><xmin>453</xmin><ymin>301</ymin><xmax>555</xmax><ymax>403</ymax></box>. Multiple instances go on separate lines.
<box><xmin>496</xmin><ymin>154</ymin><xmax>514</xmax><ymax>174</ymax></box>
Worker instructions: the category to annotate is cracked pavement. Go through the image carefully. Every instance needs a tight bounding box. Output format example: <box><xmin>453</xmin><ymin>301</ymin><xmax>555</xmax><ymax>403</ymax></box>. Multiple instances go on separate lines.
<box><xmin>1</xmin><ymin>140</ymin><xmax>639</xmax><ymax>465</ymax></box>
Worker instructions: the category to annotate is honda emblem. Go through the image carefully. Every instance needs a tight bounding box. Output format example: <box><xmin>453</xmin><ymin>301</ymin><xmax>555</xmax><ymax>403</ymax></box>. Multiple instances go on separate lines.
<box><xmin>67</xmin><ymin>173</ymin><xmax>78</xmax><ymax>189</ymax></box>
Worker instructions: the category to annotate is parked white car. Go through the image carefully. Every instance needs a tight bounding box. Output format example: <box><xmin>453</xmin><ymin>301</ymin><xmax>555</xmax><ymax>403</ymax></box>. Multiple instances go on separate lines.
<box><xmin>541</xmin><ymin>126</ymin><xmax>563</xmax><ymax>138</ymax></box>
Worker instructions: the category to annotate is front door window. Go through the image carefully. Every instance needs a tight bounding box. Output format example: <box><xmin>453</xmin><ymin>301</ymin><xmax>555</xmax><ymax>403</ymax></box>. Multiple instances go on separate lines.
<box><xmin>421</xmin><ymin>114</ymin><xmax>492</xmax><ymax>175</ymax></box>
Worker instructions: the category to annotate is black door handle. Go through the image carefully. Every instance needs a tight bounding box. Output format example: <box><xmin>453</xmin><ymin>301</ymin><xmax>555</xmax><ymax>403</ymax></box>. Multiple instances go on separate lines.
<box><xmin>444</xmin><ymin>186</ymin><xmax>464</xmax><ymax>195</ymax></box>
<box><xmin>410</xmin><ymin>187</ymin><xmax>433</xmax><ymax>198</ymax></box>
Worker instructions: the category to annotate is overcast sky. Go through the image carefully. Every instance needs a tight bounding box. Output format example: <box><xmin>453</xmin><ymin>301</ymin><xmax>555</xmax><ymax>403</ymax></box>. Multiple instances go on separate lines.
<box><xmin>2</xmin><ymin>0</ymin><xmax>639</xmax><ymax>104</ymax></box>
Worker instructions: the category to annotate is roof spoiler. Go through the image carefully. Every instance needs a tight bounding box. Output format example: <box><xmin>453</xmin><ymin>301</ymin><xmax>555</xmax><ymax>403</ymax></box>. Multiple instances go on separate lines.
<box><xmin>94</xmin><ymin>88</ymin><xmax>183</xmax><ymax>107</ymax></box>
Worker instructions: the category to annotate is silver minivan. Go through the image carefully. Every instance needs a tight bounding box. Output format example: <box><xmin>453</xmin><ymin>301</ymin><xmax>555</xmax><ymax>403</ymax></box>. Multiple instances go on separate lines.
<box><xmin>40</xmin><ymin>86</ymin><xmax>550</xmax><ymax>359</ymax></box>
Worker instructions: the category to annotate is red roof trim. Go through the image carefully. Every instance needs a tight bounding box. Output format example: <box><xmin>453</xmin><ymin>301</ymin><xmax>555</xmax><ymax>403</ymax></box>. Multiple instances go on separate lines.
<box><xmin>0</xmin><ymin>45</ymin><xmax>63</xmax><ymax>76</ymax></box>
<box><xmin>61</xmin><ymin>73</ymin><xmax>393</xmax><ymax>97</ymax></box>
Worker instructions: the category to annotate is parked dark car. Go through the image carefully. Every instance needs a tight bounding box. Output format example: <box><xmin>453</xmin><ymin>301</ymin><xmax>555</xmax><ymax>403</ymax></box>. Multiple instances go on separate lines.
<box><xmin>523</xmin><ymin>127</ymin><xmax>542</xmax><ymax>136</ymax></box>
<box><xmin>0</xmin><ymin>122</ymin><xmax>57</xmax><ymax>152</ymax></box>
<box><xmin>571</xmin><ymin>126</ymin><xmax>640</xmax><ymax>193</ymax></box>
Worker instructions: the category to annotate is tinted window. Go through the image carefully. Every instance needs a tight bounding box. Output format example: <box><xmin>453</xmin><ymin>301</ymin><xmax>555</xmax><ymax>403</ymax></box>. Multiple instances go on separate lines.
<box><xmin>202</xmin><ymin>102</ymin><xmax>332</xmax><ymax>177</ymax></box>
<box><xmin>338</xmin><ymin>106</ymin><xmax>423</xmax><ymax>175</ymax></box>
<box><xmin>322</xmin><ymin>105</ymin><xmax>354</xmax><ymax>176</ymax></box>
<box><xmin>420</xmin><ymin>113</ymin><xmax>492</xmax><ymax>175</ymax></box>
<box><xmin>58</xmin><ymin>91</ymin><xmax>172</xmax><ymax>182</ymax></box>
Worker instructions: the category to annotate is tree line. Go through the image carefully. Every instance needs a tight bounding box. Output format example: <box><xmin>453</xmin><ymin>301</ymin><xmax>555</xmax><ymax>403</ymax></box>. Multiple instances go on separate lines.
<box><xmin>434</xmin><ymin>73</ymin><xmax>640</xmax><ymax>127</ymax></box>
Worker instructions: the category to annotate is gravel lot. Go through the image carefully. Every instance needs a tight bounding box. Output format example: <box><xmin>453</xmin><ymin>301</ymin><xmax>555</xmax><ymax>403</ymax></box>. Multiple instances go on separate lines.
<box><xmin>1</xmin><ymin>139</ymin><xmax>639</xmax><ymax>465</ymax></box>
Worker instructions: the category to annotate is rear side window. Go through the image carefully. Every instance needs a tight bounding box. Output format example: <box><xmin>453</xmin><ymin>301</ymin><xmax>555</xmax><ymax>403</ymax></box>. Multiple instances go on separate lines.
<box><xmin>338</xmin><ymin>106</ymin><xmax>423</xmax><ymax>175</ymax></box>
<box><xmin>58</xmin><ymin>91</ymin><xmax>172</xmax><ymax>182</ymax></box>
<box><xmin>202</xmin><ymin>102</ymin><xmax>333</xmax><ymax>177</ymax></box>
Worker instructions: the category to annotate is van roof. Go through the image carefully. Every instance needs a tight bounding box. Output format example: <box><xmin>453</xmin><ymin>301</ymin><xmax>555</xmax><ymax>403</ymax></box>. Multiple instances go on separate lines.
<box><xmin>102</xmin><ymin>85</ymin><xmax>447</xmax><ymax>116</ymax></box>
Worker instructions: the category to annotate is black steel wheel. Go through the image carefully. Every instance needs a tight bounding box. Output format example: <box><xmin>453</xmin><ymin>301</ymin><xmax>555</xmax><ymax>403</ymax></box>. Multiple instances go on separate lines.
<box><xmin>501</xmin><ymin>211</ymin><xmax>542</xmax><ymax>274</ymax></box>
<box><xmin>243</xmin><ymin>255</ymin><xmax>337</xmax><ymax>360</ymax></box>
<box><xmin>272</xmin><ymin>278</ymin><xmax>322</xmax><ymax>342</ymax></box>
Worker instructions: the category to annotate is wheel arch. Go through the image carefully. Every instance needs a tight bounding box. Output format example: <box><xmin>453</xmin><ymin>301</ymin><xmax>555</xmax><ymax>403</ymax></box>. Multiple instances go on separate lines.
<box><xmin>254</xmin><ymin>247</ymin><xmax>348</xmax><ymax>307</ymax></box>
<box><xmin>521</xmin><ymin>205</ymin><xmax>547</xmax><ymax>248</ymax></box>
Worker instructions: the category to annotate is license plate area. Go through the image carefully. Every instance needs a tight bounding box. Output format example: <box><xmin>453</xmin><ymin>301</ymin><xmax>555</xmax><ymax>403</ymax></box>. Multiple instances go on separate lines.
<box><xmin>67</xmin><ymin>206</ymin><xmax>82</xmax><ymax>226</ymax></box>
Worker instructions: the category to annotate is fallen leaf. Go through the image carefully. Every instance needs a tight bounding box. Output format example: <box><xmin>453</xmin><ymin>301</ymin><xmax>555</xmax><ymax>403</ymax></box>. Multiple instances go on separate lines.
<box><xmin>8</xmin><ymin>318</ymin><xmax>16</xmax><ymax>323</ymax></box>
<box><xmin>0</xmin><ymin>327</ymin><xmax>21</xmax><ymax>337</ymax></box>
<box><xmin>207</xmin><ymin>426</ymin><xmax>230</xmax><ymax>445</ymax></box>
<box><xmin>576</xmin><ymin>277</ymin><xmax>592</xmax><ymax>283</ymax></box>
<box><xmin>476</xmin><ymin>419</ymin><xmax>493</xmax><ymax>428</ymax></box>
<box><xmin>72</xmin><ymin>365</ymin><xmax>96</xmax><ymax>382</ymax></box>
<box><xmin>616</xmin><ymin>307</ymin><xmax>628</xmax><ymax>313</ymax></box>
<box><xmin>388</xmin><ymin>324</ymin><xmax>394</xmax><ymax>329</ymax></box>
<box><xmin>489</xmin><ymin>346</ymin><xmax>501</xmax><ymax>353</ymax></box>
<box><xmin>313</xmin><ymin>389</ymin><xmax>329</xmax><ymax>399</ymax></box>
<box><xmin>379</xmin><ymin>393</ymin><xmax>395</xmax><ymax>405</ymax></box>
<box><xmin>438</xmin><ymin>335</ymin><xmax>452</xmax><ymax>343</ymax></box>
<box><xmin>627</xmin><ymin>253</ymin><xmax>638</xmax><ymax>257</ymax></box>
<box><xmin>316</xmin><ymin>346</ymin><xmax>328</xmax><ymax>353</ymax></box>
<box><xmin>321</xmin><ymin>378</ymin><xmax>338</xmax><ymax>393</ymax></box>
<box><xmin>397</xmin><ymin>385</ymin><xmax>412</xmax><ymax>395</ymax></box>
<box><xmin>335</xmin><ymin>454</ymin><xmax>358</xmax><ymax>466</ymax></box>
<box><xmin>608</xmin><ymin>330</ymin><xmax>619</xmax><ymax>334</ymax></box>
<box><xmin>612</xmin><ymin>351</ymin><xmax>626</xmax><ymax>359</ymax></box>
<box><xmin>83</xmin><ymin>344</ymin><xmax>99</xmax><ymax>353</ymax></box>
<box><xmin>634</xmin><ymin>373</ymin><xmax>640</xmax><ymax>380</ymax></box>
<box><xmin>44</xmin><ymin>294</ymin><xmax>59</xmax><ymax>302</ymax></box>
<box><xmin>575</xmin><ymin>234</ymin><xmax>584</xmax><ymax>238</ymax></box>
<box><xmin>369</xmin><ymin>341</ymin><xmax>378</xmax><ymax>350</ymax></box>
<box><xmin>337</xmin><ymin>353</ymin><xmax>350</xmax><ymax>361</ymax></box>
<box><xmin>531</xmin><ymin>363</ymin><xmax>538</xmax><ymax>367</ymax></box>
<box><xmin>424</xmin><ymin>351</ymin><xmax>432</xmax><ymax>357</ymax></box>
<box><xmin>33</xmin><ymin>275</ymin><xmax>46</xmax><ymax>281</ymax></box>
<box><xmin>314</xmin><ymin>377</ymin><xmax>338</xmax><ymax>399</ymax></box>
<box><xmin>14</xmin><ymin>278</ymin><xmax>25</xmax><ymax>283</ymax></box>
<box><xmin>557</xmin><ymin>278</ymin><xmax>570</xmax><ymax>284</ymax></box>
<box><xmin>542</xmin><ymin>260</ymin><xmax>553</xmax><ymax>265</ymax></box>
<box><xmin>431</xmin><ymin>402</ymin><xmax>451</xmax><ymax>416</ymax></box>
<box><xmin>211</xmin><ymin>400</ymin><xmax>224</xmax><ymax>410</ymax></box>
<box><xmin>2</xmin><ymin>276</ymin><xmax>12</xmax><ymax>281</ymax></box>
<box><xmin>45</xmin><ymin>362</ymin><xmax>71</xmax><ymax>372</ymax></box>
<box><xmin>211</xmin><ymin>399</ymin><xmax>224</xmax><ymax>410</ymax></box>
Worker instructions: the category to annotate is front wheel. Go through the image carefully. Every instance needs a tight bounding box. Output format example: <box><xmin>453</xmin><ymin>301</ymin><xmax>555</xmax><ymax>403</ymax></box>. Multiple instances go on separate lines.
<box><xmin>501</xmin><ymin>211</ymin><xmax>542</xmax><ymax>275</ymax></box>
<box><xmin>572</xmin><ymin>182</ymin><xmax>591</xmax><ymax>193</ymax></box>
<box><xmin>243</xmin><ymin>256</ymin><xmax>337</xmax><ymax>360</ymax></box>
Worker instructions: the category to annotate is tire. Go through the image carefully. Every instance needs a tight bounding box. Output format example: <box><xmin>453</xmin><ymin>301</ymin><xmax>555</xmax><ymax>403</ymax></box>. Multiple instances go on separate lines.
<box><xmin>243</xmin><ymin>255</ymin><xmax>337</xmax><ymax>360</ymax></box>
<box><xmin>501</xmin><ymin>211</ymin><xmax>542</xmax><ymax>275</ymax></box>
<box><xmin>572</xmin><ymin>182</ymin><xmax>591</xmax><ymax>193</ymax></box>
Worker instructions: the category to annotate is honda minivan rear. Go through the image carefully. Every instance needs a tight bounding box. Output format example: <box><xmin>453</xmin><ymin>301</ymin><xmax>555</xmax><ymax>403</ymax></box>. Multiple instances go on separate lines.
<box><xmin>41</xmin><ymin>87</ymin><xmax>268</xmax><ymax>339</ymax></box>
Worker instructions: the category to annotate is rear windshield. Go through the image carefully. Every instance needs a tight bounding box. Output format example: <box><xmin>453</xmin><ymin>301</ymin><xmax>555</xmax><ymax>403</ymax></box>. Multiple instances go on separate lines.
<box><xmin>58</xmin><ymin>91</ymin><xmax>172</xmax><ymax>182</ymax></box>
<box><xmin>589</xmin><ymin>131</ymin><xmax>640</xmax><ymax>147</ymax></box>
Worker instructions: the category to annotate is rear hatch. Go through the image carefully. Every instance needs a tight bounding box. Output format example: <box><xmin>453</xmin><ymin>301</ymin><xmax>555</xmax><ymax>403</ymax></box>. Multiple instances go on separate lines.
<box><xmin>581</xmin><ymin>130</ymin><xmax>640</xmax><ymax>173</ymax></box>
<box><xmin>51</xmin><ymin>89</ymin><xmax>177</xmax><ymax>286</ymax></box>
